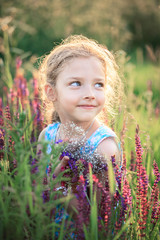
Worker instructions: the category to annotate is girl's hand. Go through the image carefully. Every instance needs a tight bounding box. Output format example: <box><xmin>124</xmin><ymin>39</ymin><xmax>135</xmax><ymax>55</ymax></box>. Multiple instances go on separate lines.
<box><xmin>54</xmin><ymin>156</ymin><xmax>69</xmax><ymax>177</ymax></box>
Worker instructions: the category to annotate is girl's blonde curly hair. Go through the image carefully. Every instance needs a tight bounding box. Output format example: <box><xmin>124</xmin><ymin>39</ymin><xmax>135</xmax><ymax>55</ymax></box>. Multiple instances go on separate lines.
<box><xmin>39</xmin><ymin>35</ymin><xmax>124</xmax><ymax>124</ymax></box>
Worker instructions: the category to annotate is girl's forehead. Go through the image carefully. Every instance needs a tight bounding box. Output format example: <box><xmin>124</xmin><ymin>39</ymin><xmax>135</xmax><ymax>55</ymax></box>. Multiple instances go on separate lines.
<box><xmin>54</xmin><ymin>56</ymin><xmax>106</xmax><ymax>86</ymax></box>
<box><xmin>61</xmin><ymin>56</ymin><xmax>105</xmax><ymax>74</ymax></box>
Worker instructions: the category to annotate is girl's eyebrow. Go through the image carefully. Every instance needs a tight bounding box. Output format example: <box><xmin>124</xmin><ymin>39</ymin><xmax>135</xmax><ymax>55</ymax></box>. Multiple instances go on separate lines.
<box><xmin>66</xmin><ymin>77</ymin><xmax>83</xmax><ymax>80</ymax></box>
<box><xmin>67</xmin><ymin>77</ymin><xmax>105</xmax><ymax>81</ymax></box>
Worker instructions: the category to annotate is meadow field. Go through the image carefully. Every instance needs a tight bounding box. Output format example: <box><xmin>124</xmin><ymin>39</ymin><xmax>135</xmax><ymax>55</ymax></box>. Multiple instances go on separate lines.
<box><xmin>0</xmin><ymin>48</ymin><xmax>160</xmax><ymax>240</ymax></box>
<box><xmin>1</xmin><ymin>0</ymin><xmax>160</xmax><ymax>238</ymax></box>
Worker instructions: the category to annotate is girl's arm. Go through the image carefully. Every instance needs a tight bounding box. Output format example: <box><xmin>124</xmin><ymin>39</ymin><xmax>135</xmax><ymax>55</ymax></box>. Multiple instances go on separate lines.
<box><xmin>97</xmin><ymin>137</ymin><xmax>121</xmax><ymax>164</ymax></box>
<box><xmin>95</xmin><ymin>137</ymin><xmax>121</xmax><ymax>202</ymax></box>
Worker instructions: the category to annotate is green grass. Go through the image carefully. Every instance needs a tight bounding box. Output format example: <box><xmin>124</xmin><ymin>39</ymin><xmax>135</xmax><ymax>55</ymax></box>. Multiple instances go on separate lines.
<box><xmin>131</xmin><ymin>63</ymin><xmax>160</xmax><ymax>105</ymax></box>
<box><xmin>0</xmin><ymin>51</ymin><xmax>160</xmax><ymax>239</ymax></box>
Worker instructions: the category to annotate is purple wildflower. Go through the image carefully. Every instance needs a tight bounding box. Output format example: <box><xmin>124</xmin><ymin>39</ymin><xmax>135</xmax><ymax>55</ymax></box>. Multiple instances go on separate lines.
<box><xmin>55</xmin><ymin>139</ymin><xmax>63</xmax><ymax>144</ymax></box>
<box><xmin>111</xmin><ymin>155</ymin><xmax>121</xmax><ymax>190</ymax></box>
<box><xmin>75</xmin><ymin>174</ymin><xmax>90</xmax><ymax>239</ymax></box>
<box><xmin>42</xmin><ymin>189</ymin><xmax>50</xmax><ymax>203</ymax></box>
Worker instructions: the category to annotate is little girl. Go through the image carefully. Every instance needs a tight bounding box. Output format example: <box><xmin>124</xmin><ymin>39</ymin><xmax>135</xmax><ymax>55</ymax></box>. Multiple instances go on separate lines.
<box><xmin>37</xmin><ymin>35</ymin><xmax>123</xmax><ymax>213</ymax></box>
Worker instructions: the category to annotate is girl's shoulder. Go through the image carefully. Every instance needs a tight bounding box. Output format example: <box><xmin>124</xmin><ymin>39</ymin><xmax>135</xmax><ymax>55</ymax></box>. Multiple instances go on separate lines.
<box><xmin>44</xmin><ymin>122</ymin><xmax>60</xmax><ymax>141</ymax></box>
<box><xmin>87</xmin><ymin>125</ymin><xmax>118</xmax><ymax>148</ymax></box>
<box><xmin>87</xmin><ymin>124</ymin><xmax>122</xmax><ymax>164</ymax></box>
<box><xmin>38</xmin><ymin>122</ymin><xmax>60</xmax><ymax>142</ymax></box>
<box><xmin>37</xmin><ymin>122</ymin><xmax>60</xmax><ymax>156</ymax></box>
<box><xmin>95</xmin><ymin>125</ymin><xmax>117</xmax><ymax>137</ymax></box>
<box><xmin>97</xmin><ymin>137</ymin><xmax>121</xmax><ymax>163</ymax></box>
<box><xmin>38</xmin><ymin>127</ymin><xmax>48</xmax><ymax>142</ymax></box>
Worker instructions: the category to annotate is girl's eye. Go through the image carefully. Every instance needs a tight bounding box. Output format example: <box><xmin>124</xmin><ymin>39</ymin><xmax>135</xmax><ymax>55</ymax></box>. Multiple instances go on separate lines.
<box><xmin>70</xmin><ymin>81</ymin><xmax>81</xmax><ymax>87</ymax></box>
<box><xmin>95</xmin><ymin>82</ymin><xmax>104</xmax><ymax>88</ymax></box>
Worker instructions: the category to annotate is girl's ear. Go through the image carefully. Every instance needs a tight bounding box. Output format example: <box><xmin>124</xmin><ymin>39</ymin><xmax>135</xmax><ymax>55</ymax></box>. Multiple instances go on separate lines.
<box><xmin>45</xmin><ymin>84</ymin><xmax>57</xmax><ymax>102</ymax></box>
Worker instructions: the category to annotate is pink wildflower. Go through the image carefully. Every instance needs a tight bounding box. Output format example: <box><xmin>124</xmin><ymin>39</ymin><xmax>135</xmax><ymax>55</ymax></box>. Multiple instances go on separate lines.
<box><xmin>135</xmin><ymin>126</ymin><xmax>148</xmax><ymax>236</ymax></box>
<box><xmin>16</xmin><ymin>57</ymin><xmax>22</xmax><ymax>69</ymax></box>
<box><xmin>122</xmin><ymin>176</ymin><xmax>132</xmax><ymax>214</ymax></box>
<box><xmin>150</xmin><ymin>161</ymin><xmax>160</xmax><ymax>223</ymax></box>
<box><xmin>79</xmin><ymin>175</ymin><xmax>85</xmax><ymax>184</ymax></box>
<box><xmin>92</xmin><ymin>174</ymin><xmax>99</xmax><ymax>183</ymax></box>
<box><xmin>60</xmin><ymin>166</ymin><xmax>65</xmax><ymax>172</ymax></box>
<box><xmin>0</xmin><ymin>128</ymin><xmax>5</xmax><ymax>160</ymax></box>
<box><xmin>88</xmin><ymin>162</ymin><xmax>93</xmax><ymax>168</ymax></box>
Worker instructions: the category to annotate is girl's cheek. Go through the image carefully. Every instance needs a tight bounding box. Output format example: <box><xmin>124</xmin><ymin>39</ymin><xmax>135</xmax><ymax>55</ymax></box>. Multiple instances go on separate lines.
<box><xmin>101</xmin><ymin>93</ymin><xmax>106</xmax><ymax>104</ymax></box>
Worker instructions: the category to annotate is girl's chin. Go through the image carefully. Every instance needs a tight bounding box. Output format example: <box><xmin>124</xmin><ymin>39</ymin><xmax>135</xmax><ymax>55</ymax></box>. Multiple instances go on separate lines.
<box><xmin>60</xmin><ymin>114</ymin><xmax>99</xmax><ymax>124</ymax></box>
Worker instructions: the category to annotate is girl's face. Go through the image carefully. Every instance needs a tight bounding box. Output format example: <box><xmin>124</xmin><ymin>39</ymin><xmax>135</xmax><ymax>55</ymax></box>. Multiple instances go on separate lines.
<box><xmin>53</xmin><ymin>56</ymin><xmax>106</xmax><ymax>125</ymax></box>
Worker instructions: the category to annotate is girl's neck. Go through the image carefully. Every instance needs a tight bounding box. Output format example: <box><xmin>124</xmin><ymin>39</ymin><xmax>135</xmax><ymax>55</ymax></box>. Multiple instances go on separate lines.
<box><xmin>57</xmin><ymin>119</ymin><xmax>100</xmax><ymax>141</ymax></box>
<box><xmin>61</xmin><ymin>118</ymin><xmax>100</xmax><ymax>129</ymax></box>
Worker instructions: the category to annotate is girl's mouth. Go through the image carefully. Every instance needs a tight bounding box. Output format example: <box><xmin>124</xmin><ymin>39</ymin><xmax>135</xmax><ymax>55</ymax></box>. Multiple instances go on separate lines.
<box><xmin>78</xmin><ymin>105</ymin><xmax>96</xmax><ymax>109</ymax></box>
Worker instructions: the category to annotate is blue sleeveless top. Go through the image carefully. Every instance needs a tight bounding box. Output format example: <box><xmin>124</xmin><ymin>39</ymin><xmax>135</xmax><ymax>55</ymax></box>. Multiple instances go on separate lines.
<box><xmin>44</xmin><ymin>122</ymin><xmax>122</xmax><ymax>231</ymax></box>
<box><xmin>45</xmin><ymin>122</ymin><xmax>122</xmax><ymax>161</ymax></box>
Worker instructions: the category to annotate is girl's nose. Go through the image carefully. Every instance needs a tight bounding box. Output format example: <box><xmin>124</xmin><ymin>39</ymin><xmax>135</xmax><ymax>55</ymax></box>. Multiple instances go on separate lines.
<box><xmin>83</xmin><ymin>85</ymin><xmax>95</xmax><ymax>99</ymax></box>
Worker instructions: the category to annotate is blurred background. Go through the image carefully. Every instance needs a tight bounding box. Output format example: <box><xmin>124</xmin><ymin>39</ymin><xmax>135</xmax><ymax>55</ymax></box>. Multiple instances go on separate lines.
<box><xmin>0</xmin><ymin>0</ymin><xmax>160</xmax><ymax>62</ymax></box>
